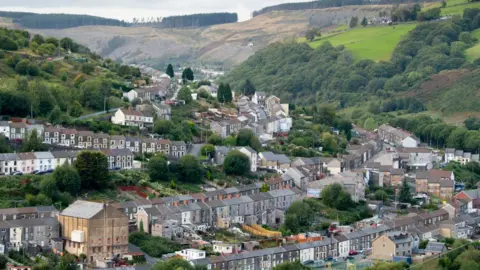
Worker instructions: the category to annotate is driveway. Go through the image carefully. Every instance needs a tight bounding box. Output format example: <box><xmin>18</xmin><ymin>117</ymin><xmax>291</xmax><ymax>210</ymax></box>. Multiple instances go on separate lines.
<box><xmin>128</xmin><ymin>243</ymin><xmax>160</xmax><ymax>269</ymax></box>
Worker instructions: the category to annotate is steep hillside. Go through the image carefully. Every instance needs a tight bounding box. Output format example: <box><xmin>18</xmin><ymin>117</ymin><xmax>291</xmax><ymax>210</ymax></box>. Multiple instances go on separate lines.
<box><xmin>0</xmin><ymin>28</ymin><xmax>139</xmax><ymax>121</ymax></box>
<box><xmin>306</xmin><ymin>23</ymin><xmax>417</xmax><ymax>61</ymax></box>
<box><xmin>409</xmin><ymin>69</ymin><xmax>480</xmax><ymax>114</ymax></box>
<box><xmin>223</xmin><ymin>14</ymin><xmax>480</xmax><ymax>117</ymax></box>
<box><xmin>16</xmin><ymin>5</ymin><xmax>390</xmax><ymax>68</ymax></box>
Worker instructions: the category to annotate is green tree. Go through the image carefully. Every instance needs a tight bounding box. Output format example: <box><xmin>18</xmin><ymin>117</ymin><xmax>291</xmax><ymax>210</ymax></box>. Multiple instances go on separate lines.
<box><xmin>284</xmin><ymin>201</ymin><xmax>314</xmax><ymax>234</ymax></box>
<box><xmin>60</xmin><ymin>37</ymin><xmax>74</xmax><ymax>51</ymax></box>
<box><xmin>152</xmin><ymin>258</ymin><xmax>207</xmax><ymax>270</ymax></box>
<box><xmin>361</xmin><ymin>17</ymin><xmax>368</xmax><ymax>27</ymax></box>
<box><xmin>166</xmin><ymin>64</ymin><xmax>174</xmax><ymax>78</ymax></box>
<box><xmin>260</xmin><ymin>183</ymin><xmax>269</xmax><ymax>192</ymax></box>
<box><xmin>154</xmin><ymin>119</ymin><xmax>173</xmax><ymax>135</ymax></box>
<box><xmin>148</xmin><ymin>155</ymin><xmax>169</xmax><ymax>181</ymax></box>
<box><xmin>40</xmin><ymin>176</ymin><xmax>58</xmax><ymax>198</ymax></box>
<box><xmin>40</xmin><ymin>62</ymin><xmax>55</xmax><ymax>74</ymax></box>
<box><xmin>45</xmin><ymin>37</ymin><xmax>59</xmax><ymax>46</ymax></box>
<box><xmin>181</xmin><ymin>67</ymin><xmax>194</xmax><ymax>84</ymax></box>
<box><xmin>0</xmin><ymin>134</ymin><xmax>11</xmax><ymax>153</ymax></box>
<box><xmin>363</xmin><ymin>117</ymin><xmax>378</xmax><ymax>130</ymax></box>
<box><xmin>139</xmin><ymin>220</ymin><xmax>144</xmax><ymax>233</ymax></box>
<box><xmin>21</xmin><ymin>129</ymin><xmax>45</xmax><ymax>152</ymax></box>
<box><xmin>0</xmin><ymin>36</ymin><xmax>18</xmax><ymax>50</ymax></box>
<box><xmin>217</xmin><ymin>83</ymin><xmax>233</xmax><ymax>103</ymax></box>
<box><xmin>207</xmin><ymin>134</ymin><xmax>222</xmax><ymax>145</ymax></box>
<box><xmin>201</xmin><ymin>144</ymin><xmax>215</xmax><ymax>157</ymax></box>
<box><xmin>399</xmin><ymin>179</ymin><xmax>412</xmax><ymax>203</ymax></box>
<box><xmin>243</xmin><ymin>79</ymin><xmax>256</xmax><ymax>96</ymax></box>
<box><xmin>69</xmin><ymin>101</ymin><xmax>82</xmax><ymax>117</ymax></box>
<box><xmin>81</xmin><ymin>63</ymin><xmax>95</xmax><ymax>74</ymax></box>
<box><xmin>273</xmin><ymin>261</ymin><xmax>310</xmax><ymax>270</ymax></box>
<box><xmin>0</xmin><ymin>255</ymin><xmax>7</xmax><ymax>270</ymax></box>
<box><xmin>305</xmin><ymin>28</ymin><xmax>319</xmax><ymax>42</ymax></box>
<box><xmin>52</xmin><ymin>164</ymin><xmax>81</xmax><ymax>196</ymax></box>
<box><xmin>178</xmin><ymin>86</ymin><xmax>192</xmax><ymax>104</ymax></box>
<box><xmin>48</xmin><ymin>105</ymin><xmax>63</xmax><ymax>125</ymax></box>
<box><xmin>32</xmin><ymin>34</ymin><xmax>45</xmax><ymax>45</ymax></box>
<box><xmin>15</xmin><ymin>59</ymin><xmax>30</xmax><ymax>75</ymax></box>
<box><xmin>223</xmin><ymin>150</ymin><xmax>250</xmax><ymax>175</ymax></box>
<box><xmin>374</xmin><ymin>190</ymin><xmax>388</xmax><ymax>202</ymax></box>
<box><xmin>74</xmin><ymin>151</ymin><xmax>109</xmax><ymax>190</ymax></box>
<box><xmin>349</xmin><ymin>16</ymin><xmax>359</xmax><ymax>28</ymax></box>
<box><xmin>170</xmin><ymin>179</ymin><xmax>177</xmax><ymax>189</ymax></box>
<box><xmin>236</xmin><ymin>129</ymin><xmax>261</xmax><ymax>151</ymax></box>
<box><xmin>366</xmin><ymin>261</ymin><xmax>407</xmax><ymax>270</ymax></box>
<box><xmin>223</xmin><ymin>135</ymin><xmax>236</xmax><ymax>146</ymax></box>
<box><xmin>179</xmin><ymin>155</ymin><xmax>203</xmax><ymax>183</ymax></box>
<box><xmin>321</xmin><ymin>183</ymin><xmax>353</xmax><ymax>210</ymax></box>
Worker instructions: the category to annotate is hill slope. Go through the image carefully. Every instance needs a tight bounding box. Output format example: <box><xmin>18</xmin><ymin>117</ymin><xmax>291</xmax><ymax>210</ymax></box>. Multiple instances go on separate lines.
<box><xmin>0</xmin><ymin>28</ymin><xmax>136</xmax><ymax>120</ymax></box>
<box><xmin>306</xmin><ymin>24</ymin><xmax>417</xmax><ymax>61</ymax></box>
<box><xmin>14</xmin><ymin>5</ymin><xmax>390</xmax><ymax>68</ymax></box>
<box><xmin>223</xmin><ymin>15</ymin><xmax>480</xmax><ymax>117</ymax></box>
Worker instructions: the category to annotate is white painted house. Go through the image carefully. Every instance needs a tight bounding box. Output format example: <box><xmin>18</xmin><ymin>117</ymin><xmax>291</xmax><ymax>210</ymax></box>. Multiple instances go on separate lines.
<box><xmin>111</xmin><ymin>108</ymin><xmax>153</xmax><ymax>128</ymax></box>
<box><xmin>236</xmin><ymin>146</ymin><xmax>258</xmax><ymax>172</ymax></box>
<box><xmin>402</xmin><ymin>136</ymin><xmax>419</xmax><ymax>148</ymax></box>
<box><xmin>298</xmin><ymin>243</ymin><xmax>315</xmax><ymax>263</ymax></box>
<box><xmin>0</xmin><ymin>153</ymin><xmax>19</xmax><ymax>175</ymax></box>
<box><xmin>0</xmin><ymin>121</ymin><xmax>10</xmax><ymax>139</ymax></box>
<box><xmin>33</xmin><ymin>152</ymin><xmax>55</xmax><ymax>172</ymax></box>
<box><xmin>174</xmin><ymin>249</ymin><xmax>206</xmax><ymax>261</ymax></box>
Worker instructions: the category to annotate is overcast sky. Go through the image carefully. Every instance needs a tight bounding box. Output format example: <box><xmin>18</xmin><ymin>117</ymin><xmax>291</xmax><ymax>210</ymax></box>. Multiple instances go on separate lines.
<box><xmin>0</xmin><ymin>0</ymin><xmax>309</xmax><ymax>22</ymax></box>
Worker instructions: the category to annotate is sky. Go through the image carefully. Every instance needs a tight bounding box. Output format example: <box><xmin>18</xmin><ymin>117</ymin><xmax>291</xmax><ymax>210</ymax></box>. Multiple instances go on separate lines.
<box><xmin>0</xmin><ymin>0</ymin><xmax>309</xmax><ymax>22</ymax></box>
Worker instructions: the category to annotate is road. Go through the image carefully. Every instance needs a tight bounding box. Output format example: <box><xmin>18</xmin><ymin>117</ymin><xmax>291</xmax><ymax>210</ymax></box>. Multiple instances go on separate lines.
<box><xmin>76</xmin><ymin>107</ymin><xmax>120</xmax><ymax>120</ymax></box>
<box><xmin>128</xmin><ymin>243</ymin><xmax>160</xmax><ymax>269</ymax></box>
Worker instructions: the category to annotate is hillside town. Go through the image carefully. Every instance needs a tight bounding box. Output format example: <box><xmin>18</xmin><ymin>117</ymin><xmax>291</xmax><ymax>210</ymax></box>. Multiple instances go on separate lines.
<box><xmin>2</xmin><ymin>4</ymin><xmax>480</xmax><ymax>268</ymax></box>
<box><xmin>0</xmin><ymin>60</ymin><xmax>480</xmax><ymax>270</ymax></box>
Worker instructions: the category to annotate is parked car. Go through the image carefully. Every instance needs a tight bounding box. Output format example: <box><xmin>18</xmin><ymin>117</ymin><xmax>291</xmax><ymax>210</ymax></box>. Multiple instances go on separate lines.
<box><xmin>12</xmin><ymin>171</ymin><xmax>23</xmax><ymax>176</ymax></box>
<box><xmin>349</xmin><ymin>250</ymin><xmax>358</xmax><ymax>256</ymax></box>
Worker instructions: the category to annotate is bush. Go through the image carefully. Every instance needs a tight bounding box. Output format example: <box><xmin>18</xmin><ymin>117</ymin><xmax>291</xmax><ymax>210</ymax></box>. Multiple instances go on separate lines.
<box><xmin>129</xmin><ymin>232</ymin><xmax>181</xmax><ymax>257</ymax></box>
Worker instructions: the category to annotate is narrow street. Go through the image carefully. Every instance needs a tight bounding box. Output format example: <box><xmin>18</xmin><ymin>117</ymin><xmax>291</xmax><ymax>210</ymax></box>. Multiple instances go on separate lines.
<box><xmin>128</xmin><ymin>243</ymin><xmax>159</xmax><ymax>269</ymax></box>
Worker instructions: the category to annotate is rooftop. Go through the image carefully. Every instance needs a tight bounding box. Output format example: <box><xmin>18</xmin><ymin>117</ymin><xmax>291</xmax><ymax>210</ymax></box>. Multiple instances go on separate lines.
<box><xmin>60</xmin><ymin>200</ymin><xmax>105</xmax><ymax>219</ymax></box>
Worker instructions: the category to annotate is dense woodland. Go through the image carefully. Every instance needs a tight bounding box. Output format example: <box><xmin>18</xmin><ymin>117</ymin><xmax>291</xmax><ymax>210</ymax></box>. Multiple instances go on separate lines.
<box><xmin>0</xmin><ymin>27</ymin><xmax>143</xmax><ymax>121</ymax></box>
<box><xmin>0</xmin><ymin>11</ymin><xmax>128</xmax><ymax>29</ymax></box>
<box><xmin>0</xmin><ymin>11</ymin><xmax>237</xmax><ymax>29</ymax></box>
<box><xmin>252</xmin><ymin>0</ymin><xmax>437</xmax><ymax>17</ymax></box>
<box><xmin>156</xmin><ymin>13</ymin><xmax>238</xmax><ymax>28</ymax></box>
<box><xmin>225</xmin><ymin>9</ymin><xmax>480</xmax><ymax>110</ymax></box>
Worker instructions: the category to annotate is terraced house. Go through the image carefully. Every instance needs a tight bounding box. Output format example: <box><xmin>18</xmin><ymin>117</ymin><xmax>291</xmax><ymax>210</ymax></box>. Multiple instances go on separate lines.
<box><xmin>416</xmin><ymin>170</ymin><xmax>455</xmax><ymax>200</ymax></box>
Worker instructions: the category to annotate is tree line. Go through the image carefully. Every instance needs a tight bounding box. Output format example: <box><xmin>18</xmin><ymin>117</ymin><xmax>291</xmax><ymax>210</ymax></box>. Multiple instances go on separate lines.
<box><xmin>0</xmin><ymin>11</ymin><xmax>237</xmax><ymax>29</ymax></box>
<box><xmin>252</xmin><ymin>0</ymin><xmax>438</xmax><ymax>17</ymax></box>
<box><xmin>389</xmin><ymin>114</ymin><xmax>480</xmax><ymax>153</ymax></box>
<box><xmin>224</xmin><ymin>8</ymin><xmax>480</xmax><ymax>107</ymax></box>
<box><xmin>155</xmin><ymin>13</ymin><xmax>238</xmax><ymax>28</ymax></box>
<box><xmin>0</xmin><ymin>11</ymin><xmax>128</xmax><ymax>29</ymax></box>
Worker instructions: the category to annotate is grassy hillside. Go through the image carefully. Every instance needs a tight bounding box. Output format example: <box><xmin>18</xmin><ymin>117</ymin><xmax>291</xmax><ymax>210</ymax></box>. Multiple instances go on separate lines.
<box><xmin>0</xmin><ymin>28</ymin><xmax>140</xmax><ymax>121</ymax></box>
<box><xmin>306</xmin><ymin>24</ymin><xmax>416</xmax><ymax>61</ymax></box>
<box><xmin>441</xmin><ymin>0</ymin><xmax>480</xmax><ymax>15</ymax></box>
<box><xmin>225</xmin><ymin>10</ymin><xmax>480</xmax><ymax>123</ymax></box>
<box><xmin>466</xmin><ymin>29</ymin><xmax>480</xmax><ymax>60</ymax></box>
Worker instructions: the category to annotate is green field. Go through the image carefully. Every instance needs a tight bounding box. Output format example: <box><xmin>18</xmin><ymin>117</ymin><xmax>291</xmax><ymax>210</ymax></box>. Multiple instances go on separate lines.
<box><xmin>306</xmin><ymin>24</ymin><xmax>417</xmax><ymax>61</ymax></box>
<box><xmin>466</xmin><ymin>28</ymin><xmax>480</xmax><ymax>60</ymax></box>
<box><xmin>441</xmin><ymin>1</ymin><xmax>480</xmax><ymax>15</ymax></box>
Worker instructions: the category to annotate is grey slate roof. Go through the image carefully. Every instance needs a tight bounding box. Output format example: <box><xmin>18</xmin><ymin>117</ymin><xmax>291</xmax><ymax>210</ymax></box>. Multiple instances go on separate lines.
<box><xmin>425</xmin><ymin>242</ymin><xmax>445</xmax><ymax>253</ymax></box>
<box><xmin>60</xmin><ymin>200</ymin><xmax>105</xmax><ymax>219</ymax></box>
<box><xmin>0</xmin><ymin>153</ymin><xmax>19</xmax><ymax>161</ymax></box>
<box><xmin>51</xmin><ymin>151</ymin><xmax>79</xmax><ymax>158</ymax></box>
<box><xmin>34</xmin><ymin>151</ymin><xmax>54</xmax><ymax>159</ymax></box>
